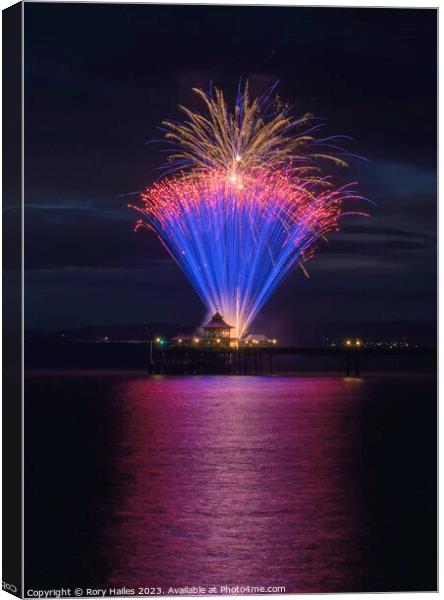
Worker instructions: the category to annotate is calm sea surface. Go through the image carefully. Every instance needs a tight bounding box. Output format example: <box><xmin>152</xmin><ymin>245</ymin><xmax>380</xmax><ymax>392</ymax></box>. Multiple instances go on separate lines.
<box><xmin>25</xmin><ymin>373</ymin><xmax>436</xmax><ymax>594</ymax></box>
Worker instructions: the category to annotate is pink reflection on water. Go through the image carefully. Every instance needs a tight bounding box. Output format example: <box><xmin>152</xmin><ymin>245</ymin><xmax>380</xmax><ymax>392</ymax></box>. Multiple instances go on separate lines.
<box><xmin>105</xmin><ymin>376</ymin><xmax>367</xmax><ymax>593</ymax></box>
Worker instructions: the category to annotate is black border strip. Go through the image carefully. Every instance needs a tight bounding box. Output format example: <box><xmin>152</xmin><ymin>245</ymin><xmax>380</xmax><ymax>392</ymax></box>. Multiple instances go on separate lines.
<box><xmin>2</xmin><ymin>2</ymin><xmax>23</xmax><ymax>597</ymax></box>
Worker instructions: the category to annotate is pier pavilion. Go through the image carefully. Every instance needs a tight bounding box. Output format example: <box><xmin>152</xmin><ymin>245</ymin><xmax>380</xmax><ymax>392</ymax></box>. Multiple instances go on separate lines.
<box><xmin>202</xmin><ymin>311</ymin><xmax>237</xmax><ymax>348</ymax></box>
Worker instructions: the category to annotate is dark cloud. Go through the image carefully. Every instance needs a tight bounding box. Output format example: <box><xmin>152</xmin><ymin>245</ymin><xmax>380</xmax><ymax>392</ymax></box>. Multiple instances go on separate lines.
<box><xmin>24</xmin><ymin>206</ymin><xmax>163</xmax><ymax>270</ymax></box>
<box><xmin>341</xmin><ymin>225</ymin><xmax>435</xmax><ymax>241</ymax></box>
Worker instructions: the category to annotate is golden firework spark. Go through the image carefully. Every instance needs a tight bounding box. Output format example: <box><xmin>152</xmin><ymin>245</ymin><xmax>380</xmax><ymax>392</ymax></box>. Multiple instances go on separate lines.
<box><xmin>161</xmin><ymin>83</ymin><xmax>349</xmax><ymax>181</ymax></box>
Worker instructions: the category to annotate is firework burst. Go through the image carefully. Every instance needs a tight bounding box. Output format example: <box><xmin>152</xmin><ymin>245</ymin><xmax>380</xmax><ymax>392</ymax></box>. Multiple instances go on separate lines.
<box><xmin>133</xmin><ymin>83</ymin><xmax>366</xmax><ymax>339</ymax></box>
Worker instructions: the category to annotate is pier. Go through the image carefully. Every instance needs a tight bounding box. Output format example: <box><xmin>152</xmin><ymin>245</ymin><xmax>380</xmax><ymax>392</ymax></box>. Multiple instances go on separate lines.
<box><xmin>24</xmin><ymin>339</ymin><xmax>436</xmax><ymax>374</ymax></box>
<box><xmin>149</xmin><ymin>347</ymin><xmax>274</xmax><ymax>375</ymax></box>
<box><xmin>148</xmin><ymin>345</ymin><xmax>436</xmax><ymax>376</ymax></box>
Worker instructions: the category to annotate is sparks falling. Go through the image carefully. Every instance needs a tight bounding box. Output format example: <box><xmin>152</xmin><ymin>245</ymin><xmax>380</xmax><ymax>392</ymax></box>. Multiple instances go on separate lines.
<box><xmin>133</xmin><ymin>83</ymin><xmax>366</xmax><ymax>339</ymax></box>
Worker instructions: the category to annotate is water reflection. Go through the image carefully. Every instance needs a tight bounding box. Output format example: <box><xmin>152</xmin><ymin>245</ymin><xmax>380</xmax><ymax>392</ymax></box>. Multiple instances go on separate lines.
<box><xmin>105</xmin><ymin>376</ymin><xmax>367</xmax><ymax>592</ymax></box>
<box><xmin>25</xmin><ymin>373</ymin><xmax>436</xmax><ymax>593</ymax></box>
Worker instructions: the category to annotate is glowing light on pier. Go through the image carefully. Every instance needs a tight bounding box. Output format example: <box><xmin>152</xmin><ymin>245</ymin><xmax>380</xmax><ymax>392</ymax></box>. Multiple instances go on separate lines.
<box><xmin>132</xmin><ymin>83</ymin><xmax>366</xmax><ymax>339</ymax></box>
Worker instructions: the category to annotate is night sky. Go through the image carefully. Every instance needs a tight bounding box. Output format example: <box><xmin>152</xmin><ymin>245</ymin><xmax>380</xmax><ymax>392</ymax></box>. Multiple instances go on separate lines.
<box><xmin>23</xmin><ymin>4</ymin><xmax>437</xmax><ymax>344</ymax></box>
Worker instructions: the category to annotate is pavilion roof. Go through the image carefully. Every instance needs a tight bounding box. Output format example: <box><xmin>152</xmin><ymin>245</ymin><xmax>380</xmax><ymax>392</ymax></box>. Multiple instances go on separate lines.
<box><xmin>202</xmin><ymin>311</ymin><xmax>234</xmax><ymax>329</ymax></box>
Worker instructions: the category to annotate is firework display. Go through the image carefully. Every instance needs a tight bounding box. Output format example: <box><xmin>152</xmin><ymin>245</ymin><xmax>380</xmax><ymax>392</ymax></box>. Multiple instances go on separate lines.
<box><xmin>133</xmin><ymin>84</ymin><xmax>365</xmax><ymax>339</ymax></box>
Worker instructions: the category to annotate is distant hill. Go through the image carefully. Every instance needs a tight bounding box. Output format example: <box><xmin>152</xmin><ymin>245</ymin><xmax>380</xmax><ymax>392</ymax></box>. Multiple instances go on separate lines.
<box><xmin>27</xmin><ymin>323</ymin><xmax>196</xmax><ymax>342</ymax></box>
<box><xmin>321</xmin><ymin>320</ymin><xmax>437</xmax><ymax>348</ymax></box>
